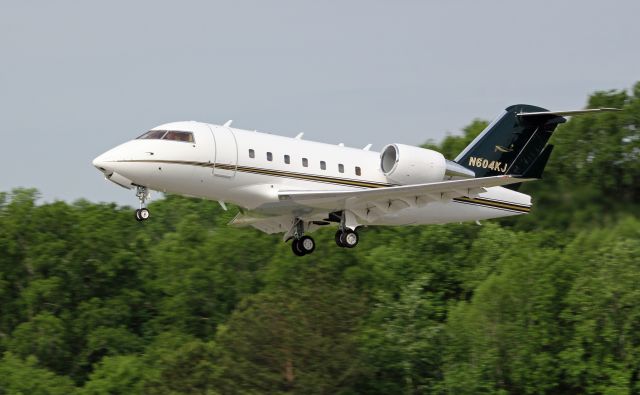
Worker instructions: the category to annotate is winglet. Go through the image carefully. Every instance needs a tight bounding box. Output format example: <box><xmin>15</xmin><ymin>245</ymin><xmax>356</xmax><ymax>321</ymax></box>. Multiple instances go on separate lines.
<box><xmin>294</xmin><ymin>132</ymin><xmax>304</xmax><ymax>140</ymax></box>
<box><xmin>223</xmin><ymin>120</ymin><xmax>233</xmax><ymax>127</ymax></box>
<box><xmin>363</xmin><ymin>144</ymin><xmax>372</xmax><ymax>151</ymax></box>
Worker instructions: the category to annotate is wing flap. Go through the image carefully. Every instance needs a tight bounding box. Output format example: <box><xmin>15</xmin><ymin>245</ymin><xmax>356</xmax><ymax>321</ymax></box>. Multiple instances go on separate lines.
<box><xmin>229</xmin><ymin>212</ymin><xmax>292</xmax><ymax>234</ymax></box>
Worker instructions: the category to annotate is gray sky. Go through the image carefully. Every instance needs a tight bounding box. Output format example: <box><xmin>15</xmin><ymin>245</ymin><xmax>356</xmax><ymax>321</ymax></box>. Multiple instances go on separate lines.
<box><xmin>1</xmin><ymin>1</ymin><xmax>639</xmax><ymax>206</ymax></box>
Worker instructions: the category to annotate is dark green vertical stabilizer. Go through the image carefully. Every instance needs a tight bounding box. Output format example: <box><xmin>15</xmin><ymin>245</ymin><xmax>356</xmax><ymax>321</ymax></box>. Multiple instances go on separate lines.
<box><xmin>454</xmin><ymin>104</ymin><xmax>564</xmax><ymax>178</ymax></box>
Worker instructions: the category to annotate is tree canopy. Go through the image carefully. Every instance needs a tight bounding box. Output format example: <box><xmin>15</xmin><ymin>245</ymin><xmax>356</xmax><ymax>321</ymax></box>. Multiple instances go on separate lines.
<box><xmin>1</xmin><ymin>83</ymin><xmax>639</xmax><ymax>394</ymax></box>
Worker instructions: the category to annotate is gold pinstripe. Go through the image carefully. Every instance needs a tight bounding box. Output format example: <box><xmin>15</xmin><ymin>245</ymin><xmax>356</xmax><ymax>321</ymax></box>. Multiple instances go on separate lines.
<box><xmin>116</xmin><ymin>159</ymin><xmax>391</xmax><ymax>188</ymax></box>
<box><xmin>115</xmin><ymin>159</ymin><xmax>531</xmax><ymax>213</ymax></box>
<box><xmin>453</xmin><ymin>196</ymin><xmax>530</xmax><ymax>213</ymax></box>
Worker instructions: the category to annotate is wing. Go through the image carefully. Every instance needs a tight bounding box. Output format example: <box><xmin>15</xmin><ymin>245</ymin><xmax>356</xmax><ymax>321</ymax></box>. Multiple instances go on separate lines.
<box><xmin>278</xmin><ymin>175</ymin><xmax>533</xmax><ymax>212</ymax></box>
<box><xmin>231</xmin><ymin>175</ymin><xmax>532</xmax><ymax>236</ymax></box>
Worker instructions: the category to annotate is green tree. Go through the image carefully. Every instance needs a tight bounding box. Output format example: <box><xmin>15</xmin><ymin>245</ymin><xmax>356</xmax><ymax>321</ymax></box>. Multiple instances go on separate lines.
<box><xmin>7</xmin><ymin>312</ymin><xmax>70</xmax><ymax>374</ymax></box>
<box><xmin>0</xmin><ymin>352</ymin><xmax>77</xmax><ymax>395</ymax></box>
<box><xmin>142</xmin><ymin>339</ymin><xmax>220</xmax><ymax>395</ymax></box>
<box><xmin>443</xmin><ymin>233</ymin><xmax>569</xmax><ymax>394</ymax></box>
<box><xmin>81</xmin><ymin>355</ymin><xmax>144</xmax><ymax>395</ymax></box>
<box><xmin>559</xmin><ymin>222</ymin><xmax>640</xmax><ymax>394</ymax></box>
<box><xmin>215</xmin><ymin>274</ymin><xmax>366</xmax><ymax>394</ymax></box>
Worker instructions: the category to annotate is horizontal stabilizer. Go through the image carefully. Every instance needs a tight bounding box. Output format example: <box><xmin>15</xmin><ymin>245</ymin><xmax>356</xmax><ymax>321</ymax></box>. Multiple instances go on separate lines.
<box><xmin>517</xmin><ymin>108</ymin><xmax>621</xmax><ymax>117</ymax></box>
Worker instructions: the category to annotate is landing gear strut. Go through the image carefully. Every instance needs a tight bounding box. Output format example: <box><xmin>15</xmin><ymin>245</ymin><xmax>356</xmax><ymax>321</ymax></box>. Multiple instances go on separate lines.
<box><xmin>134</xmin><ymin>186</ymin><xmax>150</xmax><ymax>222</ymax></box>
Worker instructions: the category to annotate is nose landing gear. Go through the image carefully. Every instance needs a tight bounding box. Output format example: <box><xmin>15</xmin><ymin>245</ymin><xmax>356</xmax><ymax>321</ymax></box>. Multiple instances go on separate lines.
<box><xmin>135</xmin><ymin>208</ymin><xmax>150</xmax><ymax>221</ymax></box>
<box><xmin>134</xmin><ymin>186</ymin><xmax>151</xmax><ymax>222</ymax></box>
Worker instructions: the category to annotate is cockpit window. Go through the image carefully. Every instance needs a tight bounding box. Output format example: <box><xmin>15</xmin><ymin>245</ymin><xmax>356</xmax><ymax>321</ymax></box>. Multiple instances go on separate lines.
<box><xmin>138</xmin><ymin>130</ymin><xmax>167</xmax><ymax>140</ymax></box>
<box><xmin>163</xmin><ymin>131</ymin><xmax>194</xmax><ymax>142</ymax></box>
<box><xmin>137</xmin><ymin>130</ymin><xmax>195</xmax><ymax>143</ymax></box>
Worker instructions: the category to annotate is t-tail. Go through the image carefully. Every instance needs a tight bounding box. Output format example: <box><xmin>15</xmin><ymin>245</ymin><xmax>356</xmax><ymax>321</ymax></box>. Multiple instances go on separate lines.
<box><xmin>453</xmin><ymin>104</ymin><xmax>620</xmax><ymax>185</ymax></box>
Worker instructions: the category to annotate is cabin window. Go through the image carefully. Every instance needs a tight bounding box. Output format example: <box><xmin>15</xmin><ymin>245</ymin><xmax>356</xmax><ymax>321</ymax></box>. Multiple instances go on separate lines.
<box><xmin>338</xmin><ymin>163</ymin><xmax>344</xmax><ymax>173</ymax></box>
<box><xmin>355</xmin><ymin>166</ymin><xmax>361</xmax><ymax>176</ymax></box>
<box><xmin>284</xmin><ymin>155</ymin><xmax>290</xmax><ymax>164</ymax></box>
<box><xmin>249</xmin><ymin>149</ymin><xmax>255</xmax><ymax>158</ymax></box>
<box><xmin>320</xmin><ymin>161</ymin><xmax>326</xmax><ymax>170</ymax></box>
<box><xmin>267</xmin><ymin>152</ymin><xmax>273</xmax><ymax>161</ymax></box>
<box><xmin>302</xmin><ymin>158</ymin><xmax>309</xmax><ymax>167</ymax></box>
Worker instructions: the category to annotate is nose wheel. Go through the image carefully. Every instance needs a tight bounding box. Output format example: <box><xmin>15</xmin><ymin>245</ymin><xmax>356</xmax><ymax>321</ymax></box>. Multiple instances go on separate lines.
<box><xmin>134</xmin><ymin>186</ymin><xmax>151</xmax><ymax>222</ymax></box>
<box><xmin>135</xmin><ymin>208</ymin><xmax>150</xmax><ymax>222</ymax></box>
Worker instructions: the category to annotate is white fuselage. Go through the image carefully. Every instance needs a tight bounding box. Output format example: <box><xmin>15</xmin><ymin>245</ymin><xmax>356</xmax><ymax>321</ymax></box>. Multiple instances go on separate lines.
<box><xmin>93</xmin><ymin>121</ymin><xmax>532</xmax><ymax>227</ymax></box>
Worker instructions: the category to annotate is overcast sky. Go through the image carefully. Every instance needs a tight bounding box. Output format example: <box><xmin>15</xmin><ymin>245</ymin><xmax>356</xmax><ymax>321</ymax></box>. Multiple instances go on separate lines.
<box><xmin>1</xmin><ymin>1</ymin><xmax>639</xmax><ymax>205</ymax></box>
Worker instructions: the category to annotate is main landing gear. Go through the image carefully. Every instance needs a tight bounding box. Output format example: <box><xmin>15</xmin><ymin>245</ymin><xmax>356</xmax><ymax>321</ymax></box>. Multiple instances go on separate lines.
<box><xmin>335</xmin><ymin>228</ymin><xmax>359</xmax><ymax>248</ymax></box>
<box><xmin>288</xmin><ymin>211</ymin><xmax>360</xmax><ymax>256</ymax></box>
<box><xmin>335</xmin><ymin>209</ymin><xmax>359</xmax><ymax>249</ymax></box>
<box><xmin>134</xmin><ymin>186</ymin><xmax>150</xmax><ymax>222</ymax></box>
<box><xmin>292</xmin><ymin>235</ymin><xmax>316</xmax><ymax>256</ymax></box>
<box><xmin>289</xmin><ymin>218</ymin><xmax>316</xmax><ymax>256</ymax></box>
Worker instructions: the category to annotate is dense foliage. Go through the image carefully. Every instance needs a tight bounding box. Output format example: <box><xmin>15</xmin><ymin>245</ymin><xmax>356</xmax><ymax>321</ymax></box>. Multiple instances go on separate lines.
<box><xmin>1</xmin><ymin>84</ymin><xmax>639</xmax><ymax>394</ymax></box>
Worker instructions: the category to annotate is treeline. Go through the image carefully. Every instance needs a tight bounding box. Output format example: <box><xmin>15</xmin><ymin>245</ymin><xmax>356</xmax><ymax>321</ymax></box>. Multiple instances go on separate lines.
<box><xmin>0</xmin><ymin>84</ymin><xmax>639</xmax><ymax>394</ymax></box>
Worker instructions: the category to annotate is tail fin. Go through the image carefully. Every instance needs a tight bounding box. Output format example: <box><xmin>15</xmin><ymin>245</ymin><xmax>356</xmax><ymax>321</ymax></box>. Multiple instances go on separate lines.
<box><xmin>454</xmin><ymin>104</ymin><xmax>565</xmax><ymax>178</ymax></box>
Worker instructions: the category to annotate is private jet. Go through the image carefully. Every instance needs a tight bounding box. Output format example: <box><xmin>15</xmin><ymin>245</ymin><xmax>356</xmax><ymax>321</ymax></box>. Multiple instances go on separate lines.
<box><xmin>92</xmin><ymin>105</ymin><xmax>617</xmax><ymax>256</ymax></box>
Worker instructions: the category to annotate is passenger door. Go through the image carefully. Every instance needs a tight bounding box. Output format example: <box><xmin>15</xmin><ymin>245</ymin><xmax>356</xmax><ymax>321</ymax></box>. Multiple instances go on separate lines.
<box><xmin>209</xmin><ymin>125</ymin><xmax>238</xmax><ymax>178</ymax></box>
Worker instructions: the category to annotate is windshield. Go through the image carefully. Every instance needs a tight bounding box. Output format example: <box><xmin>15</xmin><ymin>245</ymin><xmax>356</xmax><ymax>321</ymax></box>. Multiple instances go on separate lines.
<box><xmin>138</xmin><ymin>130</ymin><xmax>167</xmax><ymax>140</ymax></box>
<box><xmin>137</xmin><ymin>130</ymin><xmax>195</xmax><ymax>143</ymax></box>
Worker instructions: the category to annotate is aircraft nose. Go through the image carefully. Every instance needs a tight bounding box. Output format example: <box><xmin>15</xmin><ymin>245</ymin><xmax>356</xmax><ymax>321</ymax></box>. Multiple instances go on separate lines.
<box><xmin>92</xmin><ymin>153</ymin><xmax>112</xmax><ymax>173</ymax></box>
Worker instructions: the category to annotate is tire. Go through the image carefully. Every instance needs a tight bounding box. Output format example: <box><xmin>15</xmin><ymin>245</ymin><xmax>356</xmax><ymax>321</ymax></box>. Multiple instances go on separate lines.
<box><xmin>335</xmin><ymin>230</ymin><xmax>346</xmax><ymax>247</ymax></box>
<box><xmin>291</xmin><ymin>239</ymin><xmax>306</xmax><ymax>256</ymax></box>
<box><xmin>340</xmin><ymin>229</ymin><xmax>359</xmax><ymax>248</ymax></box>
<box><xmin>298</xmin><ymin>236</ymin><xmax>315</xmax><ymax>254</ymax></box>
<box><xmin>139</xmin><ymin>208</ymin><xmax>150</xmax><ymax>220</ymax></box>
<box><xmin>135</xmin><ymin>209</ymin><xmax>143</xmax><ymax>222</ymax></box>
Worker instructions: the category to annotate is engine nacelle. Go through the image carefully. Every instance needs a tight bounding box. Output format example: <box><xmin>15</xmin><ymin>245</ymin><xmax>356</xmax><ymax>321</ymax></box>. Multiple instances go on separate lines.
<box><xmin>380</xmin><ymin>144</ymin><xmax>446</xmax><ymax>184</ymax></box>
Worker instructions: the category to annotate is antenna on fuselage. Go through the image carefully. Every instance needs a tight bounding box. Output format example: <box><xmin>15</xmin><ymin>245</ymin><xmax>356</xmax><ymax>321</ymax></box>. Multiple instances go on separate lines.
<box><xmin>223</xmin><ymin>120</ymin><xmax>233</xmax><ymax>127</ymax></box>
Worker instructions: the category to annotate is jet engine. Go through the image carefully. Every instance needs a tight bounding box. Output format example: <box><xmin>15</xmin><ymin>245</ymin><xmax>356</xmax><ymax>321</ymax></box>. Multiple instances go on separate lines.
<box><xmin>380</xmin><ymin>144</ymin><xmax>446</xmax><ymax>184</ymax></box>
